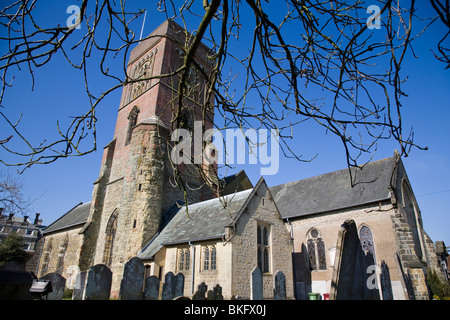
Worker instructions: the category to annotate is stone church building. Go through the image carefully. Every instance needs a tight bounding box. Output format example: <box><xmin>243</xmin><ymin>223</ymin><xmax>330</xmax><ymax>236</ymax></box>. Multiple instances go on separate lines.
<box><xmin>36</xmin><ymin>20</ymin><xmax>442</xmax><ymax>300</ymax></box>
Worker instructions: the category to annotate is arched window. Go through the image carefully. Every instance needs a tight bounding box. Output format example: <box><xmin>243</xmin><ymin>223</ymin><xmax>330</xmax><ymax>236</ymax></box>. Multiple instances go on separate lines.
<box><xmin>57</xmin><ymin>234</ymin><xmax>69</xmax><ymax>271</ymax></box>
<box><xmin>359</xmin><ymin>225</ymin><xmax>376</xmax><ymax>265</ymax></box>
<box><xmin>125</xmin><ymin>106</ymin><xmax>139</xmax><ymax>145</ymax></box>
<box><xmin>103</xmin><ymin>210</ymin><xmax>118</xmax><ymax>267</ymax></box>
<box><xmin>402</xmin><ymin>180</ymin><xmax>423</xmax><ymax>260</ymax></box>
<box><xmin>41</xmin><ymin>238</ymin><xmax>53</xmax><ymax>272</ymax></box>
<box><xmin>306</xmin><ymin>228</ymin><xmax>327</xmax><ymax>271</ymax></box>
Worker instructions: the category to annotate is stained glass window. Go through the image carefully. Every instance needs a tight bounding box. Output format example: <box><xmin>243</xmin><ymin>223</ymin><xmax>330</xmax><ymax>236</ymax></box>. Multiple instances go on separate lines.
<box><xmin>359</xmin><ymin>226</ymin><xmax>376</xmax><ymax>265</ymax></box>
<box><xmin>307</xmin><ymin>229</ymin><xmax>327</xmax><ymax>271</ymax></box>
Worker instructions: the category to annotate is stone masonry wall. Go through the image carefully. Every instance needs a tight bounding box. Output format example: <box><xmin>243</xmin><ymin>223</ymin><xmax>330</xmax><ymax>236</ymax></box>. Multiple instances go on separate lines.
<box><xmin>232</xmin><ymin>183</ymin><xmax>294</xmax><ymax>299</ymax></box>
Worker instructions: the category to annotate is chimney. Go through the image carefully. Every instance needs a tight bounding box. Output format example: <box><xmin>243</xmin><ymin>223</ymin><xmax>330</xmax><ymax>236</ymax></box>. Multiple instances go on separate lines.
<box><xmin>23</xmin><ymin>215</ymin><xmax>29</xmax><ymax>223</ymax></box>
<box><xmin>34</xmin><ymin>213</ymin><xmax>40</xmax><ymax>225</ymax></box>
<box><xmin>8</xmin><ymin>213</ymin><xmax>14</xmax><ymax>220</ymax></box>
<box><xmin>0</xmin><ymin>208</ymin><xmax>4</xmax><ymax>216</ymax></box>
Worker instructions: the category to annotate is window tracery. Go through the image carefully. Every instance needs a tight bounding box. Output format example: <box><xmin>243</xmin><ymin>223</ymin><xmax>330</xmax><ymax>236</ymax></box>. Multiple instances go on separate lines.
<box><xmin>306</xmin><ymin>228</ymin><xmax>327</xmax><ymax>271</ymax></box>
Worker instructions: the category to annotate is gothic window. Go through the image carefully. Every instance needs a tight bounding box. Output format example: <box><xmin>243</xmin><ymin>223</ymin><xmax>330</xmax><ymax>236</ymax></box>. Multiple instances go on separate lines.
<box><xmin>103</xmin><ymin>210</ymin><xmax>118</xmax><ymax>267</ymax></box>
<box><xmin>178</xmin><ymin>248</ymin><xmax>190</xmax><ymax>271</ymax></box>
<box><xmin>56</xmin><ymin>234</ymin><xmax>69</xmax><ymax>270</ymax></box>
<box><xmin>202</xmin><ymin>245</ymin><xmax>216</xmax><ymax>271</ymax></box>
<box><xmin>257</xmin><ymin>224</ymin><xmax>271</xmax><ymax>273</ymax></box>
<box><xmin>41</xmin><ymin>238</ymin><xmax>53</xmax><ymax>272</ymax></box>
<box><xmin>306</xmin><ymin>228</ymin><xmax>327</xmax><ymax>271</ymax></box>
<box><xmin>359</xmin><ymin>226</ymin><xmax>376</xmax><ymax>265</ymax></box>
<box><xmin>402</xmin><ymin>180</ymin><xmax>423</xmax><ymax>260</ymax></box>
<box><xmin>125</xmin><ymin>106</ymin><xmax>139</xmax><ymax>145</ymax></box>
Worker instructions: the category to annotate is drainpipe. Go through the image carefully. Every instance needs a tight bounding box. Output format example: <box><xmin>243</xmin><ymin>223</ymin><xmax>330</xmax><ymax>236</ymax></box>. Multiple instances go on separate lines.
<box><xmin>286</xmin><ymin>218</ymin><xmax>297</xmax><ymax>299</ymax></box>
<box><xmin>189</xmin><ymin>241</ymin><xmax>195</xmax><ymax>296</ymax></box>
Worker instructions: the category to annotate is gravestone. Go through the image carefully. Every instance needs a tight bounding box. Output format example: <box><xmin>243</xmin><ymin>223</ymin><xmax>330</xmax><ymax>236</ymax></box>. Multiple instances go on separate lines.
<box><xmin>192</xmin><ymin>282</ymin><xmax>207</xmax><ymax>300</ymax></box>
<box><xmin>213</xmin><ymin>284</ymin><xmax>223</xmax><ymax>300</ymax></box>
<box><xmin>251</xmin><ymin>267</ymin><xmax>263</xmax><ymax>300</ymax></box>
<box><xmin>206</xmin><ymin>284</ymin><xmax>223</xmax><ymax>300</ymax></box>
<box><xmin>119</xmin><ymin>257</ymin><xmax>145</xmax><ymax>300</ymax></box>
<box><xmin>174</xmin><ymin>272</ymin><xmax>185</xmax><ymax>298</ymax></box>
<box><xmin>143</xmin><ymin>275</ymin><xmax>160</xmax><ymax>300</ymax></box>
<box><xmin>160</xmin><ymin>272</ymin><xmax>185</xmax><ymax>299</ymax></box>
<box><xmin>40</xmin><ymin>273</ymin><xmax>66</xmax><ymax>300</ymax></box>
<box><xmin>72</xmin><ymin>271</ymin><xmax>86</xmax><ymax>300</ymax></box>
<box><xmin>83</xmin><ymin>264</ymin><xmax>112</xmax><ymax>300</ymax></box>
<box><xmin>380</xmin><ymin>260</ymin><xmax>393</xmax><ymax>300</ymax></box>
<box><xmin>273</xmin><ymin>271</ymin><xmax>286</xmax><ymax>300</ymax></box>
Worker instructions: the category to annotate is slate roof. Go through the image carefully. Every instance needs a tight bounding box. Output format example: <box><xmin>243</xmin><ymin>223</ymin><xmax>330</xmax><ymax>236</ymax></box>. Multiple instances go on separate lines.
<box><xmin>43</xmin><ymin>202</ymin><xmax>91</xmax><ymax>234</ymax></box>
<box><xmin>270</xmin><ymin>156</ymin><xmax>397</xmax><ymax>219</ymax></box>
<box><xmin>138</xmin><ymin>188</ymin><xmax>253</xmax><ymax>260</ymax></box>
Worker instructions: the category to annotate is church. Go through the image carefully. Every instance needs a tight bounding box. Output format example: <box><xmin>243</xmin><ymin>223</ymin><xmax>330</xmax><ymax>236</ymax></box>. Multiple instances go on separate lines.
<box><xmin>36</xmin><ymin>20</ymin><xmax>441</xmax><ymax>300</ymax></box>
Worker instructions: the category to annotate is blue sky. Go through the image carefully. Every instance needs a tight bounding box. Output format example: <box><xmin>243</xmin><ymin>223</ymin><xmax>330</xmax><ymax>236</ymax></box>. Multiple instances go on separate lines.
<box><xmin>0</xmin><ymin>1</ymin><xmax>449</xmax><ymax>246</ymax></box>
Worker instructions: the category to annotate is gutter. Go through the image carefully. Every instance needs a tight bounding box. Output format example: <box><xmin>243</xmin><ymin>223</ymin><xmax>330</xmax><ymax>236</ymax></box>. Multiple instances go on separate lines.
<box><xmin>189</xmin><ymin>241</ymin><xmax>195</xmax><ymax>296</ymax></box>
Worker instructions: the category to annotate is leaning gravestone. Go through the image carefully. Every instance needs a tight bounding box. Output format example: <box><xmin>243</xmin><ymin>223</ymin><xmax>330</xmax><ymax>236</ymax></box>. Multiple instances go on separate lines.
<box><xmin>83</xmin><ymin>264</ymin><xmax>112</xmax><ymax>300</ymax></box>
<box><xmin>40</xmin><ymin>273</ymin><xmax>66</xmax><ymax>300</ymax></box>
<box><xmin>273</xmin><ymin>271</ymin><xmax>286</xmax><ymax>300</ymax></box>
<box><xmin>72</xmin><ymin>271</ymin><xmax>86</xmax><ymax>300</ymax></box>
<box><xmin>251</xmin><ymin>267</ymin><xmax>263</xmax><ymax>300</ymax></box>
<box><xmin>144</xmin><ymin>275</ymin><xmax>160</xmax><ymax>300</ymax></box>
<box><xmin>119</xmin><ymin>257</ymin><xmax>145</xmax><ymax>300</ymax></box>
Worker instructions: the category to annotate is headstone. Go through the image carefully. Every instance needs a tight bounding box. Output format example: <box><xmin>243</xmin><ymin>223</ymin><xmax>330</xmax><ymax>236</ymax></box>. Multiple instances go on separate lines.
<box><xmin>119</xmin><ymin>257</ymin><xmax>145</xmax><ymax>300</ymax></box>
<box><xmin>207</xmin><ymin>290</ymin><xmax>215</xmax><ymax>300</ymax></box>
<box><xmin>72</xmin><ymin>271</ymin><xmax>86</xmax><ymax>300</ymax></box>
<box><xmin>213</xmin><ymin>284</ymin><xmax>223</xmax><ymax>300</ymax></box>
<box><xmin>380</xmin><ymin>260</ymin><xmax>393</xmax><ymax>300</ymax></box>
<box><xmin>251</xmin><ymin>267</ymin><xmax>263</xmax><ymax>300</ymax></box>
<box><xmin>83</xmin><ymin>264</ymin><xmax>112</xmax><ymax>300</ymax></box>
<box><xmin>162</xmin><ymin>272</ymin><xmax>176</xmax><ymax>300</ymax></box>
<box><xmin>174</xmin><ymin>272</ymin><xmax>185</xmax><ymax>298</ymax></box>
<box><xmin>273</xmin><ymin>271</ymin><xmax>286</xmax><ymax>300</ymax></box>
<box><xmin>143</xmin><ymin>275</ymin><xmax>160</xmax><ymax>300</ymax></box>
<box><xmin>192</xmin><ymin>282</ymin><xmax>207</xmax><ymax>300</ymax></box>
<box><xmin>40</xmin><ymin>273</ymin><xmax>66</xmax><ymax>300</ymax></box>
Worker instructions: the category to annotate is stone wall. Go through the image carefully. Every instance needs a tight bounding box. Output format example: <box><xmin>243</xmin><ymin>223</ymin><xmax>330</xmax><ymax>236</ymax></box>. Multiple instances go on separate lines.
<box><xmin>231</xmin><ymin>183</ymin><xmax>294</xmax><ymax>299</ymax></box>
<box><xmin>38</xmin><ymin>226</ymin><xmax>83</xmax><ymax>288</ymax></box>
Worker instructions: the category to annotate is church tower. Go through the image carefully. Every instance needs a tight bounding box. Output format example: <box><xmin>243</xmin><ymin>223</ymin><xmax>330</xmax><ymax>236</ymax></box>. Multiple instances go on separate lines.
<box><xmin>78</xmin><ymin>20</ymin><xmax>215</xmax><ymax>296</ymax></box>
